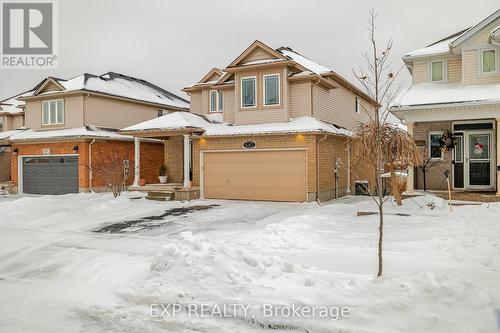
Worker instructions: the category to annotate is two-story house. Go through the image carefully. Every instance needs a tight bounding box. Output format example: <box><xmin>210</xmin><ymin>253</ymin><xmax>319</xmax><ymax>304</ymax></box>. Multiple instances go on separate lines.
<box><xmin>391</xmin><ymin>9</ymin><xmax>500</xmax><ymax>196</ymax></box>
<box><xmin>121</xmin><ymin>41</ymin><xmax>376</xmax><ymax>202</ymax></box>
<box><xmin>0</xmin><ymin>72</ymin><xmax>189</xmax><ymax>194</ymax></box>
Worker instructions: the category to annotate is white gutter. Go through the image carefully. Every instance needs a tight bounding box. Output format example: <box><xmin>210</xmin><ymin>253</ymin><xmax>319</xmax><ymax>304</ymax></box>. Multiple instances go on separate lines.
<box><xmin>391</xmin><ymin>98</ymin><xmax>500</xmax><ymax>112</ymax></box>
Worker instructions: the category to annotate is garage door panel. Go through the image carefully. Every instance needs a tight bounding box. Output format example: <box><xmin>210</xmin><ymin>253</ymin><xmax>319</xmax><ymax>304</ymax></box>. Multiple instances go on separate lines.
<box><xmin>203</xmin><ymin>150</ymin><xmax>306</xmax><ymax>202</ymax></box>
<box><xmin>23</xmin><ymin>156</ymin><xmax>79</xmax><ymax>195</ymax></box>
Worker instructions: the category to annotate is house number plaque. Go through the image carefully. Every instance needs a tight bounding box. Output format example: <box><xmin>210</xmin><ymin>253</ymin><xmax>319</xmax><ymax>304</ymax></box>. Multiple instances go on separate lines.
<box><xmin>243</xmin><ymin>141</ymin><xmax>256</xmax><ymax>149</ymax></box>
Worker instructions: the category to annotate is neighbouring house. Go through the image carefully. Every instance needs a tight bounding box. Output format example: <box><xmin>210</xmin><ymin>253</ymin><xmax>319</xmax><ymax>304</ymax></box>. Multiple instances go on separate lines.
<box><xmin>0</xmin><ymin>91</ymin><xmax>31</xmax><ymax>183</ymax></box>
<box><xmin>391</xmin><ymin>9</ymin><xmax>500</xmax><ymax>195</ymax></box>
<box><xmin>120</xmin><ymin>40</ymin><xmax>376</xmax><ymax>202</ymax></box>
<box><xmin>0</xmin><ymin>72</ymin><xmax>189</xmax><ymax>194</ymax></box>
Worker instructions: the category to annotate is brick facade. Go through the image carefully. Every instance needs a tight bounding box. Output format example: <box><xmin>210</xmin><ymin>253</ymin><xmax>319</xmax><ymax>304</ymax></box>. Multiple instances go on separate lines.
<box><xmin>10</xmin><ymin>139</ymin><xmax>163</xmax><ymax>193</ymax></box>
<box><xmin>164</xmin><ymin>136</ymin><xmax>184</xmax><ymax>183</ymax></box>
<box><xmin>413</xmin><ymin>121</ymin><xmax>453</xmax><ymax>190</ymax></box>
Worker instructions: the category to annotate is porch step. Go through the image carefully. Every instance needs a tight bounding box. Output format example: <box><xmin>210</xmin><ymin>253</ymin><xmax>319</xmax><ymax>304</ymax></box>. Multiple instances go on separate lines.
<box><xmin>146</xmin><ymin>190</ymin><xmax>173</xmax><ymax>201</ymax></box>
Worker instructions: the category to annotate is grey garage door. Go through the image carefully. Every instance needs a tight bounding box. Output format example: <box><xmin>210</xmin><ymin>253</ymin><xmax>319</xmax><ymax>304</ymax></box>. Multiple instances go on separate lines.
<box><xmin>23</xmin><ymin>156</ymin><xmax>79</xmax><ymax>195</ymax></box>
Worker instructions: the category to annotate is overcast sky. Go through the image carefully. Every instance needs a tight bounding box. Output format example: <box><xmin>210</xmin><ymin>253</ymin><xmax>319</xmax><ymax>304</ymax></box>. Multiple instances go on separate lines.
<box><xmin>1</xmin><ymin>0</ymin><xmax>499</xmax><ymax>101</ymax></box>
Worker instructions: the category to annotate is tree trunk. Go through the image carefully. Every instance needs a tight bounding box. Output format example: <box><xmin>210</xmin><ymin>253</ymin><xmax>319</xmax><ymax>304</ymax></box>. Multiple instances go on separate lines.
<box><xmin>376</xmin><ymin>174</ymin><xmax>384</xmax><ymax>277</ymax></box>
<box><xmin>389</xmin><ymin>164</ymin><xmax>402</xmax><ymax>206</ymax></box>
<box><xmin>423</xmin><ymin>168</ymin><xmax>427</xmax><ymax>192</ymax></box>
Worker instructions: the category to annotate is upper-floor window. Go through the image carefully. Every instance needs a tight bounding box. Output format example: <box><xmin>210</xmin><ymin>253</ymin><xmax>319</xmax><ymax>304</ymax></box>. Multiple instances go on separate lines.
<box><xmin>210</xmin><ymin>90</ymin><xmax>223</xmax><ymax>112</ymax></box>
<box><xmin>481</xmin><ymin>49</ymin><xmax>497</xmax><ymax>74</ymax></box>
<box><xmin>0</xmin><ymin>117</ymin><xmax>3</xmax><ymax>132</ymax></box>
<box><xmin>42</xmin><ymin>100</ymin><xmax>64</xmax><ymax>125</ymax></box>
<box><xmin>263</xmin><ymin>74</ymin><xmax>280</xmax><ymax>106</ymax></box>
<box><xmin>241</xmin><ymin>77</ymin><xmax>256</xmax><ymax>108</ymax></box>
<box><xmin>158</xmin><ymin>109</ymin><xmax>164</xmax><ymax>117</ymax></box>
<box><xmin>431</xmin><ymin>61</ymin><xmax>444</xmax><ymax>81</ymax></box>
<box><xmin>355</xmin><ymin>97</ymin><xmax>360</xmax><ymax>113</ymax></box>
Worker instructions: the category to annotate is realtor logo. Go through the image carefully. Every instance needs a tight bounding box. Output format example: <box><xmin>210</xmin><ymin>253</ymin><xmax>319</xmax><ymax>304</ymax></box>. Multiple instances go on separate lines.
<box><xmin>1</xmin><ymin>0</ymin><xmax>58</xmax><ymax>68</ymax></box>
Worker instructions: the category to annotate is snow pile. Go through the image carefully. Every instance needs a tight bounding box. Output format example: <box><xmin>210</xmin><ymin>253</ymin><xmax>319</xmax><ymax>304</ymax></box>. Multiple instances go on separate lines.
<box><xmin>138</xmin><ymin>195</ymin><xmax>500</xmax><ymax>332</ymax></box>
<box><xmin>122</xmin><ymin>111</ymin><xmax>210</xmax><ymax>132</ymax></box>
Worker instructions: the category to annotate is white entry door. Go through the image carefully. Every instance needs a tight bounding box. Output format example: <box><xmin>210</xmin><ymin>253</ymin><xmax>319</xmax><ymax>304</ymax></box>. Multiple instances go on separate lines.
<box><xmin>464</xmin><ymin>131</ymin><xmax>495</xmax><ymax>190</ymax></box>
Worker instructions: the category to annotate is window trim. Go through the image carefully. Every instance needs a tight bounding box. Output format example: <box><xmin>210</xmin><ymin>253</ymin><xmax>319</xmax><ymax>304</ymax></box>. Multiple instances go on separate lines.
<box><xmin>430</xmin><ymin>60</ymin><xmax>446</xmax><ymax>82</ymax></box>
<box><xmin>355</xmin><ymin>97</ymin><xmax>360</xmax><ymax>113</ymax></box>
<box><xmin>42</xmin><ymin>99</ymin><xmax>64</xmax><ymax>125</ymax></box>
<box><xmin>240</xmin><ymin>76</ymin><xmax>257</xmax><ymax>109</ymax></box>
<box><xmin>428</xmin><ymin>131</ymin><xmax>444</xmax><ymax>160</ymax></box>
<box><xmin>209</xmin><ymin>90</ymin><xmax>223</xmax><ymax>112</ymax></box>
<box><xmin>263</xmin><ymin>73</ymin><xmax>280</xmax><ymax>106</ymax></box>
<box><xmin>157</xmin><ymin>109</ymin><xmax>164</xmax><ymax>117</ymax></box>
<box><xmin>480</xmin><ymin>48</ymin><xmax>498</xmax><ymax>75</ymax></box>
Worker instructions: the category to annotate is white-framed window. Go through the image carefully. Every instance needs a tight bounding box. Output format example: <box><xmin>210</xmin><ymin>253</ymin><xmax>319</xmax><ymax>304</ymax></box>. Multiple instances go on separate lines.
<box><xmin>209</xmin><ymin>90</ymin><xmax>223</xmax><ymax>112</ymax></box>
<box><xmin>481</xmin><ymin>49</ymin><xmax>497</xmax><ymax>74</ymax></box>
<box><xmin>431</xmin><ymin>61</ymin><xmax>445</xmax><ymax>82</ymax></box>
<box><xmin>263</xmin><ymin>73</ymin><xmax>280</xmax><ymax>106</ymax></box>
<box><xmin>454</xmin><ymin>135</ymin><xmax>463</xmax><ymax>163</ymax></box>
<box><xmin>158</xmin><ymin>109</ymin><xmax>164</xmax><ymax>117</ymax></box>
<box><xmin>241</xmin><ymin>76</ymin><xmax>256</xmax><ymax>108</ymax></box>
<box><xmin>355</xmin><ymin>97</ymin><xmax>360</xmax><ymax>113</ymax></box>
<box><xmin>428</xmin><ymin>131</ymin><xmax>444</xmax><ymax>160</ymax></box>
<box><xmin>42</xmin><ymin>99</ymin><xmax>64</xmax><ymax>125</ymax></box>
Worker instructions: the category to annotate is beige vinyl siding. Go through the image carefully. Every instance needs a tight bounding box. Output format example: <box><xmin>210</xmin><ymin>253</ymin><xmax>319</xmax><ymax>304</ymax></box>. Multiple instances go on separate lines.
<box><xmin>189</xmin><ymin>91</ymin><xmax>202</xmax><ymax>115</ymax></box>
<box><xmin>312</xmin><ymin>83</ymin><xmax>372</xmax><ymax>130</ymax></box>
<box><xmin>2</xmin><ymin>114</ymin><xmax>24</xmax><ymax>131</ymax></box>
<box><xmin>413</xmin><ymin>61</ymin><xmax>428</xmax><ymax>83</ymax></box>
<box><xmin>289</xmin><ymin>81</ymin><xmax>311</xmax><ymax>118</ymax></box>
<box><xmin>84</xmin><ymin>95</ymin><xmax>159</xmax><ymax>129</ymax></box>
<box><xmin>234</xmin><ymin>66</ymin><xmax>288</xmax><ymax>125</ymax></box>
<box><xmin>200</xmin><ymin>90</ymin><xmax>210</xmax><ymax>114</ymax></box>
<box><xmin>25</xmin><ymin>95</ymin><xmax>84</xmax><ymax>130</ymax></box>
<box><xmin>448</xmin><ymin>58</ymin><xmax>462</xmax><ymax>83</ymax></box>
<box><xmin>463</xmin><ymin>49</ymin><xmax>500</xmax><ymax>85</ymax></box>
<box><xmin>462</xmin><ymin>16</ymin><xmax>500</xmax><ymax>46</ymax></box>
<box><xmin>241</xmin><ymin>48</ymin><xmax>278</xmax><ymax>64</ymax></box>
<box><xmin>223</xmin><ymin>89</ymin><xmax>235</xmax><ymax>124</ymax></box>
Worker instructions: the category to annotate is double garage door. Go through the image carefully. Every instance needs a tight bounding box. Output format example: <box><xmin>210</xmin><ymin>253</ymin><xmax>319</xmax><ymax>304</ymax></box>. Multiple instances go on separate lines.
<box><xmin>203</xmin><ymin>150</ymin><xmax>307</xmax><ymax>202</ymax></box>
<box><xmin>22</xmin><ymin>156</ymin><xmax>79</xmax><ymax>195</ymax></box>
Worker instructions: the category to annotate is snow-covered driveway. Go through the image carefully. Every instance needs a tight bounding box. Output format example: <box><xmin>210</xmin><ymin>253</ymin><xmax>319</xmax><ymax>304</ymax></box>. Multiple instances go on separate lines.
<box><xmin>0</xmin><ymin>193</ymin><xmax>499</xmax><ymax>332</ymax></box>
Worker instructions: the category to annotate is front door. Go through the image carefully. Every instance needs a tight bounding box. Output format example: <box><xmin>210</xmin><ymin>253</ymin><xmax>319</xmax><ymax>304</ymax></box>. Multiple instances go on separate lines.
<box><xmin>464</xmin><ymin>131</ymin><xmax>495</xmax><ymax>190</ymax></box>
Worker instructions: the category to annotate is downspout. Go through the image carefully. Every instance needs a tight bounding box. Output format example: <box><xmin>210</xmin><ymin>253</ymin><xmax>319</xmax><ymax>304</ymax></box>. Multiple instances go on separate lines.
<box><xmin>89</xmin><ymin>138</ymin><xmax>96</xmax><ymax>192</ymax></box>
<box><xmin>316</xmin><ymin>133</ymin><xmax>328</xmax><ymax>204</ymax></box>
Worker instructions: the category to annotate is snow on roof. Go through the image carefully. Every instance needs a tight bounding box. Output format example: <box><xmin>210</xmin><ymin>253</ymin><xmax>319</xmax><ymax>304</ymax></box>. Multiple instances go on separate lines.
<box><xmin>0</xmin><ymin>129</ymin><xmax>26</xmax><ymax>140</ymax></box>
<box><xmin>26</xmin><ymin>73</ymin><xmax>190</xmax><ymax>109</ymax></box>
<box><xmin>491</xmin><ymin>25</ymin><xmax>500</xmax><ymax>42</ymax></box>
<box><xmin>122</xmin><ymin>111</ymin><xmax>350</xmax><ymax>137</ymax></box>
<box><xmin>0</xmin><ymin>90</ymin><xmax>32</xmax><ymax>114</ymax></box>
<box><xmin>122</xmin><ymin>111</ymin><xmax>211</xmax><ymax>132</ymax></box>
<box><xmin>203</xmin><ymin>116</ymin><xmax>350</xmax><ymax>137</ymax></box>
<box><xmin>278</xmin><ymin>48</ymin><xmax>332</xmax><ymax>75</ymax></box>
<box><xmin>8</xmin><ymin>126</ymin><xmax>135</xmax><ymax>141</ymax></box>
<box><xmin>403</xmin><ymin>28</ymin><xmax>470</xmax><ymax>59</ymax></box>
<box><xmin>392</xmin><ymin>82</ymin><xmax>500</xmax><ymax>108</ymax></box>
<box><xmin>240</xmin><ymin>58</ymin><xmax>286</xmax><ymax>66</ymax></box>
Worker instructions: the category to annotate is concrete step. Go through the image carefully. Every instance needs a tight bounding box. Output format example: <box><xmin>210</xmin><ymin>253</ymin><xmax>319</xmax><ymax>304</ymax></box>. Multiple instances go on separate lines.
<box><xmin>148</xmin><ymin>190</ymin><xmax>175</xmax><ymax>197</ymax></box>
<box><xmin>146</xmin><ymin>195</ymin><xmax>171</xmax><ymax>201</ymax></box>
<box><xmin>146</xmin><ymin>191</ymin><xmax>173</xmax><ymax>201</ymax></box>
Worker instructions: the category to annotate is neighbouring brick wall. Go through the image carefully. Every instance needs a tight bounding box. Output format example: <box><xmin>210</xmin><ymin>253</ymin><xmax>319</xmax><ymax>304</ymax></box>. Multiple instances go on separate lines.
<box><xmin>164</xmin><ymin>136</ymin><xmax>183</xmax><ymax>183</ymax></box>
<box><xmin>413</xmin><ymin>121</ymin><xmax>453</xmax><ymax>190</ymax></box>
<box><xmin>0</xmin><ymin>149</ymin><xmax>11</xmax><ymax>182</ymax></box>
<box><xmin>10</xmin><ymin>139</ymin><xmax>163</xmax><ymax>192</ymax></box>
<box><xmin>91</xmin><ymin>140</ymin><xmax>163</xmax><ymax>188</ymax></box>
<box><xmin>192</xmin><ymin>134</ymin><xmax>317</xmax><ymax>195</ymax></box>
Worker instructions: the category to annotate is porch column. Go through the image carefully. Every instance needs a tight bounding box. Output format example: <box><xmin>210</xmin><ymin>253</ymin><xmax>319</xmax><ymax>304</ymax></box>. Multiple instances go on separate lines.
<box><xmin>183</xmin><ymin>134</ymin><xmax>190</xmax><ymax>188</ymax></box>
<box><xmin>133</xmin><ymin>137</ymin><xmax>140</xmax><ymax>186</ymax></box>
<box><xmin>406</xmin><ymin>122</ymin><xmax>415</xmax><ymax>193</ymax></box>
<box><xmin>497</xmin><ymin>119</ymin><xmax>500</xmax><ymax>195</ymax></box>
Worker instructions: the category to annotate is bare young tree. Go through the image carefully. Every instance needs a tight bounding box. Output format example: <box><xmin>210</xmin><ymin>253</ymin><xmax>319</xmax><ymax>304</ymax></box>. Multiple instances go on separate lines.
<box><xmin>417</xmin><ymin>147</ymin><xmax>438</xmax><ymax>192</ymax></box>
<box><xmin>349</xmin><ymin>9</ymin><xmax>421</xmax><ymax>277</ymax></box>
<box><xmin>93</xmin><ymin>152</ymin><xmax>131</xmax><ymax>198</ymax></box>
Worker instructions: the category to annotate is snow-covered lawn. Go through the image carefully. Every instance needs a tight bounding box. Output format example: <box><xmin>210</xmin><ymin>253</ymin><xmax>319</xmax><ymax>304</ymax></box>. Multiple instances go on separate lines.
<box><xmin>0</xmin><ymin>193</ymin><xmax>499</xmax><ymax>332</ymax></box>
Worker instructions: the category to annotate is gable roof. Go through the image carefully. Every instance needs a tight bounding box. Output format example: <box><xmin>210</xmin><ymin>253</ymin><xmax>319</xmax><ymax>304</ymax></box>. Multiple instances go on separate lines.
<box><xmin>0</xmin><ymin>90</ymin><xmax>33</xmax><ymax>115</ymax></box>
<box><xmin>226</xmin><ymin>40</ymin><xmax>288</xmax><ymax>68</ymax></box>
<box><xmin>451</xmin><ymin>8</ymin><xmax>500</xmax><ymax>47</ymax></box>
<box><xmin>19</xmin><ymin>72</ymin><xmax>190</xmax><ymax>110</ymax></box>
<box><xmin>198</xmin><ymin>68</ymin><xmax>224</xmax><ymax>83</ymax></box>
